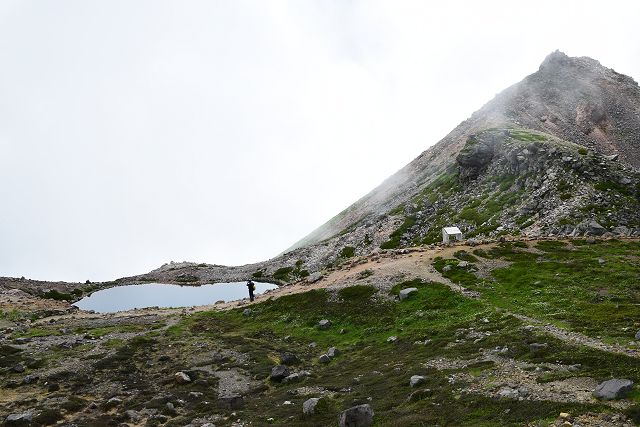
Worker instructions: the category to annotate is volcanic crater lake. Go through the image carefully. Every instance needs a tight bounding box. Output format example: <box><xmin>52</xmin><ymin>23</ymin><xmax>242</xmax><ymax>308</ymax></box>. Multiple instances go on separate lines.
<box><xmin>73</xmin><ymin>282</ymin><xmax>278</xmax><ymax>313</ymax></box>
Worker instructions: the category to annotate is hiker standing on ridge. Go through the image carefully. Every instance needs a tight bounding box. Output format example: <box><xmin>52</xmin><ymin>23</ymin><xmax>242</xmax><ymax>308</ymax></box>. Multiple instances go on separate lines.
<box><xmin>247</xmin><ymin>280</ymin><xmax>256</xmax><ymax>302</ymax></box>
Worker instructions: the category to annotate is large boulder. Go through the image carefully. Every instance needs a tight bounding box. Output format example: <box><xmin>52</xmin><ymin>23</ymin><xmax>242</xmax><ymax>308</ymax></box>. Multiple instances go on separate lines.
<box><xmin>593</xmin><ymin>379</ymin><xmax>634</xmax><ymax>400</ymax></box>
<box><xmin>338</xmin><ymin>404</ymin><xmax>374</xmax><ymax>427</ymax></box>
<box><xmin>270</xmin><ymin>365</ymin><xmax>290</xmax><ymax>382</ymax></box>
<box><xmin>399</xmin><ymin>288</ymin><xmax>418</xmax><ymax>301</ymax></box>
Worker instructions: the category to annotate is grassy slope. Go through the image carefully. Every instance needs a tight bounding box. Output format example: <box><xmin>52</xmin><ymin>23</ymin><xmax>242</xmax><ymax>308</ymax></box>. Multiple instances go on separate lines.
<box><xmin>3</xmin><ymin>240</ymin><xmax>640</xmax><ymax>426</ymax></box>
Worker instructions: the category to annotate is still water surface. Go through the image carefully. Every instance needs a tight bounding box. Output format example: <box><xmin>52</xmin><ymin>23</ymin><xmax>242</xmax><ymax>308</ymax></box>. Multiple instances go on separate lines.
<box><xmin>74</xmin><ymin>282</ymin><xmax>277</xmax><ymax>313</ymax></box>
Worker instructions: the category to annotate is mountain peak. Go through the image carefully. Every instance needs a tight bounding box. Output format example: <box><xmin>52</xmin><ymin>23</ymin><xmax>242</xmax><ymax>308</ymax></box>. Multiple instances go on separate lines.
<box><xmin>538</xmin><ymin>49</ymin><xmax>571</xmax><ymax>71</ymax></box>
<box><xmin>289</xmin><ymin>52</ymin><xmax>640</xmax><ymax>253</ymax></box>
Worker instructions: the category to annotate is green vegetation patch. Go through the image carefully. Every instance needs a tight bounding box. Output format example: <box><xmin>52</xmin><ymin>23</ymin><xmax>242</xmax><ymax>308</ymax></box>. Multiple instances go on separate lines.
<box><xmin>437</xmin><ymin>240</ymin><xmax>640</xmax><ymax>344</ymax></box>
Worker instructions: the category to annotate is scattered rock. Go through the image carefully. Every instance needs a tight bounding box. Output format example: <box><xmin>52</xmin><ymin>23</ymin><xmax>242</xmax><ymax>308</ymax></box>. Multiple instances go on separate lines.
<box><xmin>165</xmin><ymin>401</ymin><xmax>177</xmax><ymax>415</ymax></box>
<box><xmin>387</xmin><ymin>336</ymin><xmax>397</xmax><ymax>343</ymax></box>
<box><xmin>218</xmin><ymin>395</ymin><xmax>244</xmax><ymax>409</ymax></box>
<box><xmin>242</xmin><ymin>308</ymin><xmax>252</xmax><ymax>316</ymax></box>
<box><xmin>105</xmin><ymin>397</ymin><xmax>122</xmax><ymax>408</ymax></box>
<box><xmin>496</xmin><ymin>386</ymin><xmax>519</xmax><ymax>399</ymax></box>
<box><xmin>307</xmin><ymin>272</ymin><xmax>323</xmax><ymax>283</ymax></box>
<box><xmin>327</xmin><ymin>347</ymin><xmax>339</xmax><ymax>358</ymax></box>
<box><xmin>125</xmin><ymin>410</ymin><xmax>141</xmax><ymax>422</ymax></box>
<box><xmin>635</xmin><ymin>330</ymin><xmax>640</xmax><ymax>340</ymax></box>
<box><xmin>319</xmin><ymin>354</ymin><xmax>331</xmax><ymax>364</ymax></box>
<box><xmin>339</xmin><ymin>404</ymin><xmax>374</xmax><ymax>427</ymax></box>
<box><xmin>303</xmin><ymin>397</ymin><xmax>321</xmax><ymax>415</ymax></box>
<box><xmin>399</xmin><ymin>288</ymin><xmax>418</xmax><ymax>301</ymax></box>
<box><xmin>270</xmin><ymin>365</ymin><xmax>290</xmax><ymax>382</ymax></box>
<box><xmin>174</xmin><ymin>371</ymin><xmax>192</xmax><ymax>384</ymax></box>
<box><xmin>529</xmin><ymin>342</ymin><xmax>548</xmax><ymax>354</ymax></box>
<box><xmin>593</xmin><ymin>379</ymin><xmax>634</xmax><ymax>400</ymax></box>
<box><xmin>318</xmin><ymin>319</ymin><xmax>331</xmax><ymax>330</ymax></box>
<box><xmin>4</xmin><ymin>412</ymin><xmax>33</xmax><ymax>427</ymax></box>
<box><xmin>409</xmin><ymin>375</ymin><xmax>425</xmax><ymax>387</ymax></box>
<box><xmin>12</xmin><ymin>364</ymin><xmax>25</xmax><ymax>373</ymax></box>
<box><xmin>584</xmin><ymin>220</ymin><xmax>607</xmax><ymax>236</ymax></box>
<box><xmin>612</xmin><ymin>225</ymin><xmax>631</xmax><ymax>235</ymax></box>
<box><xmin>280</xmin><ymin>352</ymin><xmax>300</xmax><ymax>365</ymax></box>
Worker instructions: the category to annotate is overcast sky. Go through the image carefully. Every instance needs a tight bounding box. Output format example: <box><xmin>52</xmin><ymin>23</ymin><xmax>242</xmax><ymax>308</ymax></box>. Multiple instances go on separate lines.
<box><xmin>1</xmin><ymin>1</ymin><xmax>639</xmax><ymax>282</ymax></box>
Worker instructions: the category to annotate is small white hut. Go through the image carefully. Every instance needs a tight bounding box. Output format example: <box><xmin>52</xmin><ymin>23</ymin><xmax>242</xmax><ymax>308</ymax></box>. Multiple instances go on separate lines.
<box><xmin>442</xmin><ymin>226</ymin><xmax>463</xmax><ymax>243</ymax></box>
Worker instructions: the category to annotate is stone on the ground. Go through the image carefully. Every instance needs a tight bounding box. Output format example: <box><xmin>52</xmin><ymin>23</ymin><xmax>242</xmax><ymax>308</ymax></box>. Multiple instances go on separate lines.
<box><xmin>339</xmin><ymin>404</ymin><xmax>374</xmax><ymax>427</ymax></box>
<box><xmin>399</xmin><ymin>288</ymin><xmax>418</xmax><ymax>301</ymax></box>
<box><xmin>318</xmin><ymin>319</ymin><xmax>331</xmax><ymax>330</ymax></box>
<box><xmin>635</xmin><ymin>329</ymin><xmax>640</xmax><ymax>340</ymax></box>
<box><xmin>307</xmin><ymin>272</ymin><xmax>323</xmax><ymax>283</ymax></box>
<box><xmin>593</xmin><ymin>379</ymin><xmax>634</xmax><ymax>400</ymax></box>
<box><xmin>559</xmin><ymin>412</ymin><xmax>570</xmax><ymax>419</ymax></box>
<box><xmin>303</xmin><ymin>397</ymin><xmax>321</xmax><ymax>415</ymax></box>
<box><xmin>585</xmin><ymin>220</ymin><xmax>607</xmax><ymax>236</ymax></box>
<box><xmin>319</xmin><ymin>354</ymin><xmax>331</xmax><ymax>364</ymax></box>
<box><xmin>125</xmin><ymin>410</ymin><xmax>141</xmax><ymax>421</ymax></box>
<box><xmin>280</xmin><ymin>352</ymin><xmax>299</xmax><ymax>365</ymax></box>
<box><xmin>165</xmin><ymin>401</ymin><xmax>177</xmax><ymax>415</ymax></box>
<box><xmin>529</xmin><ymin>342</ymin><xmax>548</xmax><ymax>354</ymax></box>
<box><xmin>218</xmin><ymin>395</ymin><xmax>244</xmax><ymax>409</ymax></box>
<box><xmin>386</xmin><ymin>336</ymin><xmax>397</xmax><ymax>343</ymax></box>
<box><xmin>612</xmin><ymin>226</ymin><xmax>630</xmax><ymax>236</ymax></box>
<box><xmin>242</xmin><ymin>308</ymin><xmax>252</xmax><ymax>316</ymax></box>
<box><xmin>12</xmin><ymin>364</ymin><xmax>25</xmax><ymax>373</ymax></box>
<box><xmin>327</xmin><ymin>347</ymin><xmax>339</xmax><ymax>358</ymax></box>
<box><xmin>458</xmin><ymin>261</ymin><xmax>469</xmax><ymax>268</ymax></box>
<box><xmin>442</xmin><ymin>265</ymin><xmax>452</xmax><ymax>272</ymax></box>
<box><xmin>105</xmin><ymin>397</ymin><xmax>122</xmax><ymax>408</ymax></box>
<box><xmin>283</xmin><ymin>373</ymin><xmax>301</xmax><ymax>383</ymax></box>
<box><xmin>174</xmin><ymin>371</ymin><xmax>192</xmax><ymax>384</ymax></box>
<box><xmin>410</xmin><ymin>375</ymin><xmax>425</xmax><ymax>387</ymax></box>
<box><xmin>270</xmin><ymin>365</ymin><xmax>290</xmax><ymax>382</ymax></box>
<box><xmin>496</xmin><ymin>386</ymin><xmax>519</xmax><ymax>399</ymax></box>
<box><xmin>4</xmin><ymin>412</ymin><xmax>33</xmax><ymax>426</ymax></box>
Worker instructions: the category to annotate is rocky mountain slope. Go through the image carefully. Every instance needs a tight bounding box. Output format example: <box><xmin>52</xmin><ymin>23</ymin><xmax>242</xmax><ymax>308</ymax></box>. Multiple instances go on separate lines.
<box><xmin>285</xmin><ymin>51</ymin><xmax>640</xmax><ymax>271</ymax></box>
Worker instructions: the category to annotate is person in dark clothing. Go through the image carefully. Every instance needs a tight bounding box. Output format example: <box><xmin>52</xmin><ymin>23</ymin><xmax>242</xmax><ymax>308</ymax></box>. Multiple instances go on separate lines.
<box><xmin>247</xmin><ymin>280</ymin><xmax>256</xmax><ymax>302</ymax></box>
